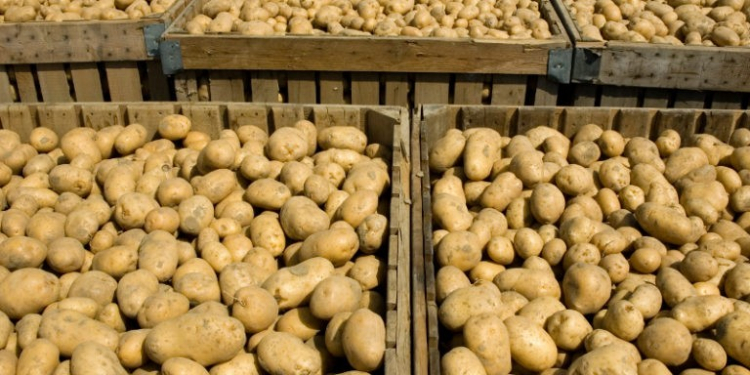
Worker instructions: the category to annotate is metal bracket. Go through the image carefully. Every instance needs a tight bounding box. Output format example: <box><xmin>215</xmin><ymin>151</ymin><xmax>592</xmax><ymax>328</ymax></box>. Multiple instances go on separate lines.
<box><xmin>572</xmin><ymin>48</ymin><xmax>602</xmax><ymax>83</ymax></box>
<box><xmin>160</xmin><ymin>40</ymin><xmax>184</xmax><ymax>75</ymax></box>
<box><xmin>547</xmin><ymin>48</ymin><xmax>573</xmax><ymax>84</ymax></box>
<box><xmin>144</xmin><ymin>24</ymin><xmax>166</xmax><ymax>58</ymax></box>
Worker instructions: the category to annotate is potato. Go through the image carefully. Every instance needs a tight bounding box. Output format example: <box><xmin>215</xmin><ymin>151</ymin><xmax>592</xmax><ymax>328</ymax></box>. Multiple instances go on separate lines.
<box><xmin>464</xmin><ymin>129</ymin><xmax>501</xmax><ymax>181</ymax></box>
<box><xmin>38</xmin><ymin>309</ymin><xmax>118</xmax><ymax>357</ymax></box>
<box><xmin>462</xmin><ymin>313</ymin><xmax>511</xmax><ymax>374</ymax></box>
<box><xmin>257</xmin><ymin>332</ymin><xmax>322</xmax><ymax>374</ymax></box>
<box><xmin>530</xmin><ymin>183</ymin><xmax>565</xmax><ymax>224</ymax></box>
<box><xmin>310</xmin><ymin>276</ymin><xmax>362</xmax><ymax>320</ymax></box>
<box><xmin>116</xmin><ymin>269</ymin><xmax>159</xmax><ymax>319</ymax></box>
<box><xmin>439</xmin><ymin>281</ymin><xmax>505</xmax><ymax>331</ymax></box>
<box><xmin>494</xmin><ymin>264</ymin><xmax>561</xmax><ymax>301</ymax></box>
<box><xmin>161</xmin><ymin>357</ymin><xmax>210</xmax><ymax>375</ymax></box>
<box><xmin>145</xmin><ymin>311</ymin><xmax>245</xmax><ymax>366</ymax></box>
<box><xmin>17</xmin><ymin>338</ymin><xmax>59</xmax><ymax>375</ymax></box>
<box><xmin>262</xmin><ymin>257</ymin><xmax>335</xmax><ymax>309</ymax></box>
<box><xmin>342</xmin><ymin>161</ymin><xmax>389</xmax><ymax>196</ymax></box>
<box><xmin>545</xmin><ymin>309</ymin><xmax>592</xmax><ymax>351</ymax></box>
<box><xmin>480</xmin><ymin>172</ymin><xmax>524</xmax><ymax>211</ymax></box>
<box><xmin>568</xmin><ymin>342</ymin><xmax>639</xmax><ymax>375</ymax></box>
<box><xmin>15</xmin><ymin>313</ymin><xmax>41</xmax><ymax>350</ymax></box>
<box><xmin>280</xmin><ymin>196</ymin><xmax>330</xmax><ymax>240</ymax></box>
<box><xmin>342</xmin><ymin>308</ymin><xmax>385</xmax><ymax>371</ymax></box>
<box><xmin>91</xmin><ymin>245</ymin><xmax>138</xmax><ymax>279</ymax></box>
<box><xmin>208</xmin><ymin>352</ymin><xmax>263</xmax><ymax>375</ymax></box>
<box><xmin>505</xmin><ymin>315</ymin><xmax>557</xmax><ymax>372</ymax></box>
<box><xmin>693</xmin><ymin>338</ymin><xmax>727</xmax><ymax>372</ymax></box>
<box><xmin>0</xmin><ymin>268</ymin><xmax>59</xmax><ymax>319</ymax></box>
<box><xmin>429</xmin><ymin>129</ymin><xmax>466</xmax><ymax>172</ymax></box>
<box><xmin>178</xmin><ymin>195</ymin><xmax>214</xmax><ymax>236</ymax></box>
<box><xmin>656</xmin><ymin>266</ymin><xmax>697</xmax><ymax>307</ymax></box>
<box><xmin>0</xmin><ymin>235</ymin><xmax>47</xmax><ymax>270</ymax></box>
<box><xmin>276</xmin><ymin>307</ymin><xmax>324</xmax><ymax>341</ymax></box>
<box><xmin>347</xmin><ymin>255</ymin><xmax>385</xmax><ymax>291</ymax></box>
<box><xmin>432</xmin><ymin>193</ymin><xmax>473</xmax><ymax>231</ymax></box>
<box><xmin>555</xmin><ymin>165</ymin><xmax>595</xmax><ymax>196</ymax></box>
<box><xmin>562</xmin><ymin>262</ymin><xmax>611</xmax><ymax>314</ymax></box>
<box><xmin>137</xmin><ymin>291</ymin><xmax>190</xmax><ymax>329</ymax></box>
<box><xmin>244</xmin><ymin>178</ymin><xmax>291</xmax><ymax>211</ymax></box>
<box><xmin>715</xmin><ymin>311</ymin><xmax>750</xmax><ymax>368</ymax></box>
<box><xmin>69</xmin><ymin>341</ymin><xmax>127</xmax><ymax>375</ymax></box>
<box><xmin>441</xmin><ymin>346</ymin><xmax>488</xmax><ymax>375</ymax></box>
<box><xmin>266</xmin><ymin>127</ymin><xmax>308</xmax><ymax>162</ymax></box>
<box><xmin>635</xmin><ymin>317</ymin><xmax>694</xmax><ymax>366</ymax></box>
<box><xmin>436</xmin><ymin>230</ymin><xmax>482</xmax><ymax>271</ymax></box>
<box><xmin>297</xmin><ymin>228</ymin><xmax>359</xmax><ymax>266</ymax></box>
<box><xmin>635</xmin><ymin>203</ymin><xmax>704</xmax><ymax>245</ymax></box>
<box><xmin>672</xmin><ymin>295</ymin><xmax>734</xmax><ymax>332</ymax></box>
<box><xmin>725</xmin><ymin>263</ymin><xmax>750</xmax><ymax>299</ymax></box>
<box><xmin>318</xmin><ymin>126</ymin><xmax>367</xmax><ymax>154</ymax></box>
<box><xmin>232</xmin><ymin>286</ymin><xmax>278</xmax><ymax>334</ymax></box>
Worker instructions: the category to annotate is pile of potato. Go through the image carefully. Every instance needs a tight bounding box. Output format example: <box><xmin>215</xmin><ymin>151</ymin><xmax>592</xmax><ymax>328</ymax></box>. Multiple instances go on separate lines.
<box><xmin>0</xmin><ymin>115</ymin><xmax>391</xmax><ymax>374</ymax></box>
<box><xmin>430</xmin><ymin>123</ymin><xmax>750</xmax><ymax>374</ymax></box>
<box><xmin>564</xmin><ymin>0</ymin><xmax>750</xmax><ymax>45</ymax></box>
<box><xmin>184</xmin><ymin>0</ymin><xmax>553</xmax><ymax>39</ymax></box>
<box><xmin>0</xmin><ymin>0</ymin><xmax>176</xmax><ymax>23</ymax></box>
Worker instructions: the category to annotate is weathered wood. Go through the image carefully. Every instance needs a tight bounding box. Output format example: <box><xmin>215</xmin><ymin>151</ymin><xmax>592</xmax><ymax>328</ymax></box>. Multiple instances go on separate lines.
<box><xmin>319</xmin><ymin>72</ymin><xmax>346</xmax><ymax>104</ymax></box>
<box><xmin>453</xmin><ymin>74</ymin><xmax>484</xmax><ymax>105</ymax></box>
<box><xmin>174</xmin><ymin>71</ymin><xmax>199</xmax><ymax>101</ymax></box>
<box><xmin>105</xmin><ymin>62</ymin><xmax>143</xmax><ymax>101</ymax></box>
<box><xmin>38</xmin><ymin>104</ymin><xmax>79</xmax><ymax>136</ymax></box>
<box><xmin>491</xmin><ymin>75</ymin><xmax>527</xmax><ymax>105</ymax></box>
<box><xmin>600</xmin><ymin>86</ymin><xmax>640</xmax><ymax>107</ymax></box>
<box><xmin>415</xmin><ymin>74</ymin><xmax>450</xmax><ymax>104</ymax></box>
<box><xmin>4</xmin><ymin>105</ymin><xmax>36</xmax><ymax>142</ymax></box>
<box><xmin>209</xmin><ymin>71</ymin><xmax>246</xmax><ymax>102</ymax></box>
<box><xmin>14</xmin><ymin>65</ymin><xmax>39</xmax><ymax>103</ymax></box>
<box><xmin>125</xmin><ymin>103</ymin><xmax>177</xmax><ymax>139</ymax></box>
<box><xmin>286</xmin><ymin>72</ymin><xmax>316</xmax><ymax>103</ymax></box>
<box><xmin>642</xmin><ymin>88</ymin><xmax>670</xmax><ymax>108</ymax></box>
<box><xmin>572</xmin><ymin>84</ymin><xmax>598</xmax><ymax>106</ymax></box>
<box><xmin>534</xmin><ymin>76</ymin><xmax>558</xmax><ymax>106</ymax></box>
<box><xmin>411</xmin><ymin>107</ymin><xmax>428</xmax><ymax>375</ymax></box>
<box><xmin>384</xmin><ymin>73</ymin><xmax>409</xmax><ymax>107</ymax></box>
<box><xmin>673</xmin><ymin>90</ymin><xmax>706</xmax><ymax>109</ymax></box>
<box><xmin>70</xmin><ymin>63</ymin><xmax>104</xmax><ymax>102</ymax></box>
<box><xmin>181</xmin><ymin>103</ymin><xmax>225</xmax><ymax>139</ymax></box>
<box><xmin>81</xmin><ymin>104</ymin><xmax>124</xmax><ymax>130</ymax></box>
<box><xmin>711</xmin><ymin>92</ymin><xmax>744</xmax><ymax>109</ymax></box>
<box><xmin>36</xmin><ymin>64</ymin><xmax>72</xmax><ymax>102</ymax></box>
<box><xmin>0</xmin><ymin>66</ymin><xmax>14</xmax><ymax>103</ymax></box>
<box><xmin>351</xmin><ymin>72</ymin><xmax>380</xmax><ymax>105</ymax></box>
<box><xmin>146</xmin><ymin>60</ymin><xmax>171</xmax><ymax>101</ymax></box>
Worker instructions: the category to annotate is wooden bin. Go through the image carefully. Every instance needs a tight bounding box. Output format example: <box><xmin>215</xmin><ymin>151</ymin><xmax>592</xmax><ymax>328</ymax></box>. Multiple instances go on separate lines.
<box><xmin>551</xmin><ymin>0</ymin><xmax>750</xmax><ymax>109</ymax></box>
<box><xmin>161</xmin><ymin>0</ymin><xmax>573</xmax><ymax>106</ymax></box>
<box><xmin>0</xmin><ymin>2</ymin><xmax>186</xmax><ymax>104</ymax></box>
<box><xmin>411</xmin><ymin>104</ymin><xmax>750</xmax><ymax>375</ymax></box>
<box><xmin>0</xmin><ymin>102</ymin><xmax>412</xmax><ymax>375</ymax></box>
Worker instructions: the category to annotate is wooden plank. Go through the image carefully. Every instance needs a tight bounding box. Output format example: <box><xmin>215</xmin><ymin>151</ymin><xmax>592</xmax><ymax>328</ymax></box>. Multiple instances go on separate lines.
<box><xmin>166</xmin><ymin>35</ymin><xmax>566</xmax><ymax>74</ymax></box>
<box><xmin>600</xmin><ymin>86</ymin><xmax>639</xmax><ymax>107</ymax></box>
<box><xmin>5</xmin><ymin>106</ymin><xmax>36</xmax><ymax>142</ymax></box>
<box><xmin>105</xmin><ymin>62</ymin><xmax>143</xmax><ymax>101</ymax></box>
<box><xmin>36</xmin><ymin>63</ymin><xmax>72</xmax><ymax>102</ymax></box>
<box><xmin>654</xmin><ymin>109</ymin><xmax>700</xmax><ymax>141</ymax></box>
<box><xmin>210</xmin><ymin>71</ymin><xmax>246</xmax><ymax>102</ymax></box>
<box><xmin>270</xmin><ymin>105</ymin><xmax>305</xmax><ymax>130</ymax></box>
<box><xmin>616</xmin><ymin>108</ymin><xmax>657</xmax><ymax>138</ymax></box>
<box><xmin>384</xmin><ymin>73</ymin><xmax>409</xmax><ymax>107</ymax></box>
<box><xmin>14</xmin><ymin>65</ymin><xmax>38</xmax><ymax>103</ymax></box>
<box><xmin>642</xmin><ymin>88</ymin><xmax>670</xmax><ymax>108</ymax></box>
<box><xmin>572</xmin><ymin>84</ymin><xmax>598</xmax><ymax>106</ymax></box>
<box><xmin>673</xmin><ymin>90</ymin><xmax>706</xmax><ymax>109</ymax></box>
<box><xmin>534</xmin><ymin>76</ymin><xmax>558</xmax><ymax>106</ymax></box>
<box><xmin>562</xmin><ymin>107</ymin><xmax>617</xmax><ymax>137</ymax></box>
<box><xmin>702</xmin><ymin>110</ymin><xmax>743</xmax><ymax>142</ymax></box>
<box><xmin>351</xmin><ymin>72</ymin><xmax>380</xmax><ymax>105</ymax></box>
<box><xmin>226</xmin><ymin>103</ymin><xmax>269</xmax><ymax>132</ymax></box>
<box><xmin>415</xmin><ymin>74</ymin><xmax>449</xmax><ymax>105</ymax></box>
<box><xmin>517</xmin><ymin>107</ymin><xmax>563</xmax><ymax>134</ymax></box>
<box><xmin>126</xmin><ymin>103</ymin><xmax>177</xmax><ymax>140</ymax></box>
<box><xmin>70</xmin><ymin>63</ymin><xmax>104</xmax><ymax>102</ymax></box>
<box><xmin>38</xmin><ymin>105</ymin><xmax>80</xmax><ymax>137</ymax></box>
<box><xmin>319</xmin><ymin>72</ymin><xmax>346</xmax><ymax>104</ymax></box>
<box><xmin>286</xmin><ymin>72</ymin><xmax>316</xmax><ymax>103</ymax></box>
<box><xmin>491</xmin><ymin>75</ymin><xmax>526</xmax><ymax>105</ymax></box>
<box><xmin>711</xmin><ymin>92</ymin><xmax>744</xmax><ymax>109</ymax></box>
<box><xmin>0</xmin><ymin>66</ymin><xmax>13</xmax><ymax>103</ymax></box>
<box><xmin>453</xmin><ymin>74</ymin><xmax>484</xmax><ymax>105</ymax></box>
<box><xmin>181</xmin><ymin>104</ymin><xmax>225</xmax><ymax>139</ymax></box>
<box><xmin>174</xmin><ymin>71</ymin><xmax>199</xmax><ymax>101</ymax></box>
<box><xmin>146</xmin><ymin>60</ymin><xmax>171</xmax><ymax>101</ymax></box>
<box><xmin>81</xmin><ymin>104</ymin><xmax>125</xmax><ymax>130</ymax></box>
<box><xmin>411</xmin><ymin>108</ymin><xmax>428</xmax><ymax>375</ymax></box>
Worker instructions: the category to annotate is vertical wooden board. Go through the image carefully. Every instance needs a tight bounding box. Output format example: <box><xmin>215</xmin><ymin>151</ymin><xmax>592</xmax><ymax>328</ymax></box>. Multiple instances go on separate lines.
<box><xmin>384</xmin><ymin>73</ymin><xmax>409</xmax><ymax>107</ymax></box>
<box><xmin>572</xmin><ymin>84</ymin><xmax>598</xmax><ymax>106</ymax></box>
<box><xmin>533</xmin><ymin>76</ymin><xmax>558</xmax><ymax>106</ymax></box>
<box><xmin>600</xmin><ymin>86</ymin><xmax>639</xmax><ymax>107</ymax></box>
<box><xmin>318</xmin><ymin>72</ymin><xmax>346</xmax><ymax>104</ymax></box>
<box><xmin>415</xmin><ymin>74</ymin><xmax>450</xmax><ymax>105</ymax></box>
<box><xmin>674</xmin><ymin>91</ymin><xmax>706</xmax><ymax>109</ymax></box>
<box><xmin>14</xmin><ymin>65</ymin><xmax>39</xmax><ymax>103</ymax></box>
<box><xmin>491</xmin><ymin>75</ymin><xmax>526</xmax><ymax>105</ymax></box>
<box><xmin>0</xmin><ymin>66</ymin><xmax>14</xmax><ymax>103</ymax></box>
<box><xmin>458</xmin><ymin>106</ymin><xmax>515</xmax><ymax>135</ymax></box>
<box><xmin>105</xmin><ymin>62</ymin><xmax>144</xmax><ymax>102</ymax></box>
<box><xmin>181</xmin><ymin>104</ymin><xmax>225</xmax><ymax>139</ymax></box>
<box><xmin>174</xmin><ymin>71</ymin><xmax>199</xmax><ymax>102</ymax></box>
<box><xmin>421</xmin><ymin>106</ymin><xmax>455</xmax><ymax>148</ymax></box>
<box><xmin>270</xmin><ymin>105</ymin><xmax>305</xmax><ymax>130</ymax></box>
<box><xmin>146</xmin><ymin>60</ymin><xmax>171</xmax><ymax>101</ymax></box>
<box><xmin>365</xmin><ymin>108</ymin><xmax>401</xmax><ymax>147</ymax></box>
<box><xmin>37</xmin><ymin>64</ymin><xmax>73</xmax><ymax>102</ymax></box>
<box><xmin>38</xmin><ymin>105</ymin><xmax>80</xmax><ymax>137</ymax></box>
<box><xmin>5</xmin><ymin>106</ymin><xmax>36</xmax><ymax>142</ymax></box>
<box><xmin>410</xmin><ymin>109</ymin><xmax>427</xmax><ymax>375</ymax></box>
<box><xmin>562</xmin><ymin>108</ymin><xmax>617</xmax><ymax>137</ymax></box>
<box><xmin>351</xmin><ymin>72</ymin><xmax>380</xmax><ymax>105</ymax></box>
<box><xmin>126</xmin><ymin>104</ymin><xmax>177</xmax><ymax>140</ymax></box>
<box><xmin>312</xmin><ymin>106</ymin><xmax>361</xmax><ymax>130</ymax></box>
<box><xmin>226</xmin><ymin>103</ymin><xmax>269</xmax><ymax>132</ymax></box>
<box><xmin>209</xmin><ymin>71</ymin><xmax>246</xmax><ymax>102</ymax></box>
<box><xmin>653</xmin><ymin>110</ymin><xmax>700</xmax><ymax>141</ymax></box>
<box><xmin>711</xmin><ymin>92</ymin><xmax>744</xmax><ymax>110</ymax></box>
<box><xmin>70</xmin><ymin>63</ymin><xmax>104</xmax><ymax>102</ymax></box>
<box><xmin>81</xmin><ymin>104</ymin><xmax>125</xmax><ymax>130</ymax></box>
<box><xmin>517</xmin><ymin>107</ymin><xmax>563</xmax><ymax>134</ymax></box>
<box><xmin>702</xmin><ymin>110</ymin><xmax>743</xmax><ymax>142</ymax></box>
<box><xmin>453</xmin><ymin>74</ymin><xmax>484</xmax><ymax>105</ymax></box>
<box><xmin>615</xmin><ymin>108</ymin><xmax>657</xmax><ymax>138</ymax></box>
<box><xmin>286</xmin><ymin>72</ymin><xmax>316</xmax><ymax>104</ymax></box>
<box><xmin>642</xmin><ymin>88</ymin><xmax>670</xmax><ymax>108</ymax></box>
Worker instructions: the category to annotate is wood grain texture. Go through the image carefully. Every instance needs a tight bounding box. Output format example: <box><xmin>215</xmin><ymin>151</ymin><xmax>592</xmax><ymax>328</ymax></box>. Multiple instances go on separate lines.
<box><xmin>642</xmin><ymin>88</ymin><xmax>670</xmax><ymax>108</ymax></box>
<box><xmin>711</xmin><ymin>92</ymin><xmax>744</xmax><ymax>109</ymax></box>
<box><xmin>287</xmin><ymin>71</ymin><xmax>316</xmax><ymax>103</ymax></box>
<box><xmin>534</xmin><ymin>76</ymin><xmax>558</xmax><ymax>106</ymax></box>
<box><xmin>14</xmin><ymin>65</ymin><xmax>39</xmax><ymax>103</ymax></box>
<box><xmin>319</xmin><ymin>72</ymin><xmax>346</xmax><ymax>104</ymax></box>
<box><xmin>351</xmin><ymin>72</ymin><xmax>380</xmax><ymax>105</ymax></box>
<box><xmin>673</xmin><ymin>90</ymin><xmax>706</xmax><ymax>109</ymax></box>
<box><xmin>384</xmin><ymin>73</ymin><xmax>409</xmax><ymax>107</ymax></box>
<box><xmin>146</xmin><ymin>60</ymin><xmax>171</xmax><ymax>101</ymax></box>
<box><xmin>0</xmin><ymin>65</ymin><xmax>13</xmax><ymax>103</ymax></box>
<box><xmin>453</xmin><ymin>74</ymin><xmax>484</xmax><ymax>104</ymax></box>
<box><xmin>209</xmin><ymin>71</ymin><xmax>246</xmax><ymax>102</ymax></box>
<box><xmin>600</xmin><ymin>86</ymin><xmax>639</xmax><ymax>107</ymax></box>
<box><xmin>415</xmin><ymin>74</ymin><xmax>450</xmax><ymax>104</ymax></box>
<box><xmin>105</xmin><ymin>62</ymin><xmax>144</xmax><ymax>101</ymax></box>
<box><xmin>491</xmin><ymin>75</ymin><xmax>527</xmax><ymax>105</ymax></box>
<box><xmin>174</xmin><ymin>71</ymin><xmax>199</xmax><ymax>101</ymax></box>
<box><xmin>36</xmin><ymin>64</ymin><xmax>72</xmax><ymax>102</ymax></box>
<box><xmin>70</xmin><ymin>63</ymin><xmax>104</xmax><ymax>102</ymax></box>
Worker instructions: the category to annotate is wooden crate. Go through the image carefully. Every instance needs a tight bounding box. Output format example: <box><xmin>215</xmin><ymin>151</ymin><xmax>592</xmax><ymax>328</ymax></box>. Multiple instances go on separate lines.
<box><xmin>161</xmin><ymin>0</ymin><xmax>573</xmax><ymax>106</ymax></box>
<box><xmin>0</xmin><ymin>1</ymin><xmax>187</xmax><ymax>103</ymax></box>
<box><xmin>412</xmin><ymin>104</ymin><xmax>750</xmax><ymax>375</ymax></box>
<box><xmin>0</xmin><ymin>102</ymin><xmax>412</xmax><ymax>374</ymax></box>
<box><xmin>551</xmin><ymin>0</ymin><xmax>750</xmax><ymax>109</ymax></box>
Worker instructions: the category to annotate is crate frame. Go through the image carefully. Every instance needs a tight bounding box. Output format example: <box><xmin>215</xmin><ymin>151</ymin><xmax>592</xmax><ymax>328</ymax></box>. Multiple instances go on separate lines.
<box><xmin>0</xmin><ymin>102</ymin><xmax>412</xmax><ymax>374</ymax></box>
<box><xmin>412</xmin><ymin>104</ymin><xmax>750</xmax><ymax>375</ymax></box>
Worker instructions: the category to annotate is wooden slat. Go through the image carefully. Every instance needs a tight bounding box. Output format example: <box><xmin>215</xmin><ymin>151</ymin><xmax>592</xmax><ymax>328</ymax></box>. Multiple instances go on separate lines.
<box><xmin>126</xmin><ymin>103</ymin><xmax>176</xmax><ymax>139</ymax></box>
<box><xmin>411</xmin><ymin>109</ymin><xmax>428</xmax><ymax>375</ymax></box>
<box><xmin>70</xmin><ymin>63</ymin><xmax>104</xmax><ymax>102</ymax></box>
<box><xmin>654</xmin><ymin>109</ymin><xmax>700</xmax><ymax>141</ymax></box>
<box><xmin>517</xmin><ymin>107</ymin><xmax>563</xmax><ymax>134</ymax></box>
<box><xmin>81</xmin><ymin>104</ymin><xmax>124</xmax><ymax>130</ymax></box>
<box><xmin>562</xmin><ymin>107</ymin><xmax>617</xmax><ymax>137</ymax></box>
<box><xmin>491</xmin><ymin>75</ymin><xmax>526</xmax><ymax>105</ymax></box>
<box><xmin>14</xmin><ymin>65</ymin><xmax>38</xmax><ymax>103</ymax></box>
<box><xmin>0</xmin><ymin>66</ymin><xmax>13</xmax><ymax>103</ymax></box>
<box><xmin>209</xmin><ymin>71</ymin><xmax>246</xmax><ymax>102</ymax></box>
<box><xmin>384</xmin><ymin>73</ymin><xmax>409</xmax><ymax>107</ymax></box>
<box><xmin>702</xmin><ymin>110</ymin><xmax>743</xmax><ymax>142</ymax></box>
<box><xmin>319</xmin><ymin>72</ymin><xmax>346</xmax><ymax>104</ymax></box>
<box><xmin>36</xmin><ymin>63</ymin><xmax>72</xmax><ymax>102</ymax></box>
<box><xmin>642</xmin><ymin>88</ymin><xmax>670</xmax><ymax>108</ymax></box>
<box><xmin>600</xmin><ymin>86</ymin><xmax>639</xmax><ymax>107</ymax></box>
<box><xmin>174</xmin><ymin>71</ymin><xmax>199</xmax><ymax>101</ymax></box>
<box><xmin>226</xmin><ymin>103</ymin><xmax>269</xmax><ymax>132</ymax></box>
<box><xmin>572</xmin><ymin>84</ymin><xmax>598</xmax><ymax>106</ymax></box>
<box><xmin>711</xmin><ymin>92</ymin><xmax>744</xmax><ymax>109</ymax></box>
<box><xmin>453</xmin><ymin>74</ymin><xmax>484</xmax><ymax>105</ymax></box>
<box><xmin>146</xmin><ymin>60</ymin><xmax>171</xmax><ymax>101</ymax></box>
<box><xmin>38</xmin><ymin>105</ymin><xmax>80</xmax><ymax>136</ymax></box>
<box><xmin>105</xmin><ymin>62</ymin><xmax>143</xmax><ymax>101</ymax></box>
<box><xmin>415</xmin><ymin>74</ymin><xmax>449</xmax><ymax>105</ymax></box>
<box><xmin>4</xmin><ymin>106</ymin><xmax>36</xmax><ymax>142</ymax></box>
<box><xmin>533</xmin><ymin>76</ymin><xmax>558</xmax><ymax>106</ymax></box>
<box><xmin>616</xmin><ymin>108</ymin><xmax>657</xmax><ymax>138</ymax></box>
<box><xmin>673</xmin><ymin>91</ymin><xmax>706</xmax><ymax>109</ymax></box>
<box><xmin>286</xmin><ymin>72</ymin><xmax>316</xmax><ymax>103</ymax></box>
<box><xmin>351</xmin><ymin>72</ymin><xmax>380</xmax><ymax>105</ymax></box>
<box><xmin>181</xmin><ymin>104</ymin><xmax>225</xmax><ymax>139</ymax></box>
